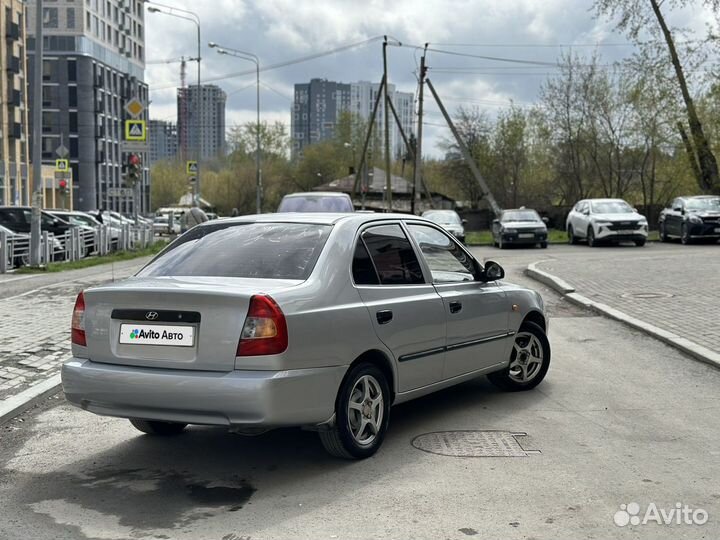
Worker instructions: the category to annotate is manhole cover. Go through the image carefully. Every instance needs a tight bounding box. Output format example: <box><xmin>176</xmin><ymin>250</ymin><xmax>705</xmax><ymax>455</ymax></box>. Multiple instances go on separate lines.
<box><xmin>620</xmin><ymin>292</ymin><xmax>674</xmax><ymax>299</ymax></box>
<box><xmin>412</xmin><ymin>430</ymin><xmax>540</xmax><ymax>457</ymax></box>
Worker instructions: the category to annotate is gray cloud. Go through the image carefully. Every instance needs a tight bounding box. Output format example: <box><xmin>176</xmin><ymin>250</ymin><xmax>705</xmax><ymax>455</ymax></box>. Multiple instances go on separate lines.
<box><xmin>144</xmin><ymin>0</ymin><xmax>714</xmax><ymax>156</ymax></box>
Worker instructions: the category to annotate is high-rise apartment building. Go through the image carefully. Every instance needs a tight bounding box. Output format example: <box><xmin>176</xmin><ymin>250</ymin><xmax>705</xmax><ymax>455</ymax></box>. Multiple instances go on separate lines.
<box><xmin>0</xmin><ymin>0</ymin><xmax>30</xmax><ymax>206</ymax></box>
<box><xmin>27</xmin><ymin>0</ymin><xmax>149</xmax><ymax>213</ymax></box>
<box><xmin>291</xmin><ymin>78</ymin><xmax>414</xmax><ymax>159</ymax></box>
<box><xmin>177</xmin><ymin>84</ymin><xmax>226</xmax><ymax>160</ymax></box>
<box><xmin>148</xmin><ymin>119</ymin><xmax>178</xmax><ymax>164</ymax></box>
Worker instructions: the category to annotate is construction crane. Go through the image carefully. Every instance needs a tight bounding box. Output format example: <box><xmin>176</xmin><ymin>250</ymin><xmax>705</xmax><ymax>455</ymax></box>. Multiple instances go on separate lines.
<box><xmin>146</xmin><ymin>56</ymin><xmax>199</xmax><ymax>161</ymax></box>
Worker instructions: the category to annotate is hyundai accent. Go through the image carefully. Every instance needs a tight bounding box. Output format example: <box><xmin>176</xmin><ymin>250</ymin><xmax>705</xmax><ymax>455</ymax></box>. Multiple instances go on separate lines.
<box><xmin>62</xmin><ymin>214</ymin><xmax>550</xmax><ymax>459</ymax></box>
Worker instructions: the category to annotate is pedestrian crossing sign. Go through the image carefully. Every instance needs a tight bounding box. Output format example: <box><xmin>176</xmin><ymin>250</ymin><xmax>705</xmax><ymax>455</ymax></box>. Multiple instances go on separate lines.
<box><xmin>186</xmin><ymin>161</ymin><xmax>198</xmax><ymax>175</ymax></box>
<box><xmin>55</xmin><ymin>159</ymin><xmax>69</xmax><ymax>173</ymax></box>
<box><xmin>125</xmin><ymin>120</ymin><xmax>146</xmax><ymax>141</ymax></box>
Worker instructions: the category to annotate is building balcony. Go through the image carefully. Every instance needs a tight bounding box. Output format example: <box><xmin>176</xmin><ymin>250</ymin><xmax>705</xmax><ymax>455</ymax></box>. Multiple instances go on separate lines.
<box><xmin>5</xmin><ymin>21</ymin><xmax>20</xmax><ymax>41</ymax></box>
<box><xmin>9</xmin><ymin>122</ymin><xmax>22</xmax><ymax>139</ymax></box>
<box><xmin>5</xmin><ymin>56</ymin><xmax>20</xmax><ymax>74</ymax></box>
<box><xmin>10</xmin><ymin>89</ymin><xmax>21</xmax><ymax>107</ymax></box>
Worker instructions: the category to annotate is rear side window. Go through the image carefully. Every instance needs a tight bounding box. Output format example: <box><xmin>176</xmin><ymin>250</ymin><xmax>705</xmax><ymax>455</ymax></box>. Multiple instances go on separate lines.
<box><xmin>138</xmin><ymin>222</ymin><xmax>331</xmax><ymax>280</ymax></box>
<box><xmin>361</xmin><ymin>224</ymin><xmax>424</xmax><ymax>285</ymax></box>
<box><xmin>352</xmin><ymin>239</ymin><xmax>379</xmax><ymax>285</ymax></box>
<box><xmin>278</xmin><ymin>195</ymin><xmax>353</xmax><ymax>213</ymax></box>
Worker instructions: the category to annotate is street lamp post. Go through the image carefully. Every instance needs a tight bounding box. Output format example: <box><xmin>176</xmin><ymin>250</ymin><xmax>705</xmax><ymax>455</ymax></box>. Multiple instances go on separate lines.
<box><xmin>209</xmin><ymin>42</ymin><xmax>262</xmax><ymax>214</ymax></box>
<box><xmin>147</xmin><ymin>2</ymin><xmax>202</xmax><ymax>207</ymax></box>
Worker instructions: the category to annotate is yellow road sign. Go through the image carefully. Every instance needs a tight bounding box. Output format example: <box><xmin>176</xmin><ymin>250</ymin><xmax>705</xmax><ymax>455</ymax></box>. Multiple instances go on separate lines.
<box><xmin>55</xmin><ymin>159</ymin><xmax>69</xmax><ymax>173</ymax></box>
<box><xmin>186</xmin><ymin>161</ymin><xmax>198</xmax><ymax>175</ymax></box>
<box><xmin>125</xmin><ymin>120</ymin><xmax>146</xmax><ymax>141</ymax></box>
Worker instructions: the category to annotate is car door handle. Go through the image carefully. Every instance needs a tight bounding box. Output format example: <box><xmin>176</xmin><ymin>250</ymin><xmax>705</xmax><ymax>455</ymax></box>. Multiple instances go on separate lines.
<box><xmin>449</xmin><ymin>301</ymin><xmax>463</xmax><ymax>314</ymax></box>
<box><xmin>376</xmin><ymin>310</ymin><xmax>393</xmax><ymax>325</ymax></box>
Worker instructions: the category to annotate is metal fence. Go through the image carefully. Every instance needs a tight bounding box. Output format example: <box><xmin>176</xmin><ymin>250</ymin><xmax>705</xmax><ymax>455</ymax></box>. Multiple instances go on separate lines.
<box><xmin>0</xmin><ymin>225</ymin><xmax>156</xmax><ymax>273</ymax></box>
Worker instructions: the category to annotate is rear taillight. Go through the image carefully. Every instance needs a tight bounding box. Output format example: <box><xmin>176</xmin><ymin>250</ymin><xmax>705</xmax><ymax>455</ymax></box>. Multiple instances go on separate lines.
<box><xmin>71</xmin><ymin>291</ymin><xmax>86</xmax><ymax>346</ymax></box>
<box><xmin>236</xmin><ymin>295</ymin><xmax>288</xmax><ymax>356</ymax></box>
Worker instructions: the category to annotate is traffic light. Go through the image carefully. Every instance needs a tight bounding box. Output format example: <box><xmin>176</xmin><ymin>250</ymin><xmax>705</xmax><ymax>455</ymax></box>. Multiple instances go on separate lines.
<box><xmin>127</xmin><ymin>153</ymin><xmax>142</xmax><ymax>185</ymax></box>
<box><xmin>58</xmin><ymin>179</ymin><xmax>69</xmax><ymax>196</ymax></box>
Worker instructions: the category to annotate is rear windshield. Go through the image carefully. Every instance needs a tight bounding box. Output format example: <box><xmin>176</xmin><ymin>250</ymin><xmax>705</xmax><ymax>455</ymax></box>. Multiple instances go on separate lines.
<box><xmin>138</xmin><ymin>222</ymin><xmax>332</xmax><ymax>280</ymax></box>
<box><xmin>278</xmin><ymin>195</ymin><xmax>353</xmax><ymax>213</ymax></box>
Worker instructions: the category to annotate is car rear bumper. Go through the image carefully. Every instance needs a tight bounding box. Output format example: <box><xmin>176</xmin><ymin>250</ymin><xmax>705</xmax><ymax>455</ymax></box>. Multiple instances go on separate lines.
<box><xmin>62</xmin><ymin>359</ymin><xmax>346</xmax><ymax>428</ymax></box>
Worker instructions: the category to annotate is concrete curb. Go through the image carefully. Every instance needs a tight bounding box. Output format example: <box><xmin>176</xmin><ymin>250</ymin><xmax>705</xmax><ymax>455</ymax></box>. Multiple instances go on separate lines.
<box><xmin>525</xmin><ymin>262</ymin><xmax>720</xmax><ymax>370</ymax></box>
<box><xmin>0</xmin><ymin>374</ymin><xmax>62</xmax><ymax>425</ymax></box>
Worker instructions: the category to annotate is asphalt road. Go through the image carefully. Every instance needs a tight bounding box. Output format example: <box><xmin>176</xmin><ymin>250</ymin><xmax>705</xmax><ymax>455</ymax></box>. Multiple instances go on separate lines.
<box><xmin>1</xmin><ymin>245</ymin><xmax>719</xmax><ymax>539</ymax></box>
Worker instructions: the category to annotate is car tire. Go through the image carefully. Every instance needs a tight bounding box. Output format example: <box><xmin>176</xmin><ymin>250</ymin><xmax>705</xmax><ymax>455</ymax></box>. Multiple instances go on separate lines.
<box><xmin>634</xmin><ymin>238</ymin><xmax>646</xmax><ymax>247</ymax></box>
<box><xmin>567</xmin><ymin>226</ymin><xmax>578</xmax><ymax>245</ymax></box>
<box><xmin>681</xmin><ymin>223</ymin><xmax>692</xmax><ymax>245</ymax></box>
<box><xmin>659</xmin><ymin>222</ymin><xmax>669</xmax><ymax>242</ymax></box>
<box><xmin>130</xmin><ymin>419</ymin><xmax>187</xmax><ymax>436</ymax></box>
<box><xmin>498</xmin><ymin>238</ymin><xmax>506</xmax><ymax>249</ymax></box>
<box><xmin>488</xmin><ymin>321</ymin><xmax>551</xmax><ymax>392</ymax></box>
<box><xmin>540</xmin><ymin>241</ymin><xmax>548</xmax><ymax>249</ymax></box>
<box><xmin>319</xmin><ymin>363</ymin><xmax>390</xmax><ymax>459</ymax></box>
<box><xmin>587</xmin><ymin>226</ymin><xmax>597</xmax><ymax>247</ymax></box>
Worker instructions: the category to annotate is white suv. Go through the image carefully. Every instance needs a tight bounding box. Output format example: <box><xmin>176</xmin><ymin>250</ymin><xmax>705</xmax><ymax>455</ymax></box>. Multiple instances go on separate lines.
<box><xmin>566</xmin><ymin>198</ymin><xmax>648</xmax><ymax>247</ymax></box>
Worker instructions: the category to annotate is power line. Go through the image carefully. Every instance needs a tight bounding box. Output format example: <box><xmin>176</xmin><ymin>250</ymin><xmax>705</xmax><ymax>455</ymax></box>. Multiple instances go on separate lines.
<box><xmin>148</xmin><ymin>35</ymin><xmax>386</xmax><ymax>91</ymax></box>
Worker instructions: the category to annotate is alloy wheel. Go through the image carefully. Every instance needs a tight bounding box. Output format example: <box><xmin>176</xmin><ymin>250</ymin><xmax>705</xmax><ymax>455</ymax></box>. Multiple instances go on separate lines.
<box><xmin>508</xmin><ymin>332</ymin><xmax>544</xmax><ymax>383</ymax></box>
<box><xmin>347</xmin><ymin>374</ymin><xmax>384</xmax><ymax>446</ymax></box>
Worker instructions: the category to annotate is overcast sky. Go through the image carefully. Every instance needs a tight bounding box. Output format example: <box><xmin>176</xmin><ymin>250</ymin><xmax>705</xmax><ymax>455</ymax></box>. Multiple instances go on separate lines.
<box><xmin>143</xmin><ymin>0</ymin><xmax>714</xmax><ymax>156</ymax></box>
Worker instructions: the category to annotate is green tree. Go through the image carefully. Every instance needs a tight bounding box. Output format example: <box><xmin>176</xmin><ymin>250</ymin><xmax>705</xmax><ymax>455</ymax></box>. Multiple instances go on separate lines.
<box><xmin>594</xmin><ymin>0</ymin><xmax>720</xmax><ymax>193</ymax></box>
<box><xmin>150</xmin><ymin>160</ymin><xmax>187</xmax><ymax>210</ymax></box>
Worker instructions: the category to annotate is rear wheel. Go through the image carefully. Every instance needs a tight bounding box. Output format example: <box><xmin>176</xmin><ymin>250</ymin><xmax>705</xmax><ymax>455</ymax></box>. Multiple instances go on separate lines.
<box><xmin>319</xmin><ymin>363</ymin><xmax>390</xmax><ymax>459</ymax></box>
<box><xmin>488</xmin><ymin>321</ymin><xmax>550</xmax><ymax>391</ymax></box>
<box><xmin>130</xmin><ymin>419</ymin><xmax>187</xmax><ymax>436</ymax></box>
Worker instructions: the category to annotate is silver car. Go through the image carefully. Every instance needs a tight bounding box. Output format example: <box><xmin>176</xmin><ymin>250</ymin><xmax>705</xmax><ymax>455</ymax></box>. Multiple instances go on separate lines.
<box><xmin>63</xmin><ymin>214</ymin><xmax>550</xmax><ymax>459</ymax></box>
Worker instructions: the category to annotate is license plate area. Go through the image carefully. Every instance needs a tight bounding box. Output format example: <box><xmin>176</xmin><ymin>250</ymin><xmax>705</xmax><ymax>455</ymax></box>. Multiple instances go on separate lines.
<box><xmin>119</xmin><ymin>323</ymin><xmax>195</xmax><ymax>347</ymax></box>
<box><xmin>518</xmin><ymin>233</ymin><xmax>535</xmax><ymax>238</ymax></box>
<box><xmin>618</xmin><ymin>230</ymin><xmax>635</xmax><ymax>235</ymax></box>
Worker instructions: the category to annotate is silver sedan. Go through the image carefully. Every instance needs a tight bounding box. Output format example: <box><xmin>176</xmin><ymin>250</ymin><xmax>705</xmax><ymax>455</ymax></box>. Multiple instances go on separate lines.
<box><xmin>62</xmin><ymin>213</ymin><xmax>550</xmax><ymax>459</ymax></box>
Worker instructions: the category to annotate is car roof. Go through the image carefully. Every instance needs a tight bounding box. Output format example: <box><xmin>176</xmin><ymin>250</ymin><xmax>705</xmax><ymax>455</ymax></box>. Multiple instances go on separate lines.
<box><xmin>587</xmin><ymin>198</ymin><xmax>628</xmax><ymax>203</ymax></box>
<box><xmin>282</xmin><ymin>192</ymin><xmax>350</xmax><ymax>198</ymax></box>
<box><xmin>197</xmin><ymin>212</ymin><xmax>432</xmax><ymax>228</ymax></box>
<box><xmin>682</xmin><ymin>195</ymin><xmax>719</xmax><ymax>200</ymax></box>
<box><xmin>502</xmin><ymin>208</ymin><xmax>539</xmax><ymax>213</ymax></box>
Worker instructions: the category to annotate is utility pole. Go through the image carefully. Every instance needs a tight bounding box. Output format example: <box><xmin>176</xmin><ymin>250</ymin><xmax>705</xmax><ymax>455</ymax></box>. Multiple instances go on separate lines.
<box><xmin>351</xmin><ymin>78</ymin><xmax>385</xmax><ymax>198</ymax></box>
<box><xmin>426</xmin><ymin>78</ymin><xmax>502</xmax><ymax>215</ymax></box>
<box><xmin>30</xmin><ymin>0</ymin><xmax>43</xmax><ymax>266</ymax></box>
<box><xmin>413</xmin><ymin>47</ymin><xmax>427</xmax><ymax>215</ymax></box>
<box><xmin>382</xmin><ymin>37</ymin><xmax>392</xmax><ymax>212</ymax></box>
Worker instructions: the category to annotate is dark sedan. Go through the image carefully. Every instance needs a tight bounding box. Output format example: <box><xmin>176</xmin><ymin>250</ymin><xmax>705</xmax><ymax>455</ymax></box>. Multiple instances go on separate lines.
<box><xmin>492</xmin><ymin>208</ymin><xmax>548</xmax><ymax>249</ymax></box>
<box><xmin>659</xmin><ymin>196</ymin><xmax>720</xmax><ymax>244</ymax></box>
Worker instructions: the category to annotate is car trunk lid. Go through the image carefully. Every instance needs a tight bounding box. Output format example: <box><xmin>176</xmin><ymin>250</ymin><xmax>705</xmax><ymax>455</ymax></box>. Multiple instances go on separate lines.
<box><xmin>83</xmin><ymin>276</ymin><xmax>299</xmax><ymax>371</ymax></box>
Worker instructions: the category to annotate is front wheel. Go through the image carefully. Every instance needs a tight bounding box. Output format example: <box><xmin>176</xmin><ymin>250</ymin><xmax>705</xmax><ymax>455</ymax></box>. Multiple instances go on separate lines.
<box><xmin>634</xmin><ymin>238</ymin><xmax>646</xmax><ymax>247</ymax></box>
<box><xmin>681</xmin><ymin>223</ymin><xmax>692</xmax><ymax>245</ymax></box>
<box><xmin>319</xmin><ymin>363</ymin><xmax>390</xmax><ymax>459</ymax></box>
<box><xmin>659</xmin><ymin>222</ymin><xmax>669</xmax><ymax>242</ymax></box>
<box><xmin>130</xmin><ymin>419</ymin><xmax>187</xmax><ymax>435</ymax></box>
<box><xmin>488</xmin><ymin>321</ymin><xmax>551</xmax><ymax>391</ymax></box>
<box><xmin>587</xmin><ymin>226</ymin><xmax>597</xmax><ymax>247</ymax></box>
<box><xmin>567</xmin><ymin>226</ymin><xmax>578</xmax><ymax>245</ymax></box>
<box><xmin>540</xmin><ymin>241</ymin><xmax>548</xmax><ymax>249</ymax></box>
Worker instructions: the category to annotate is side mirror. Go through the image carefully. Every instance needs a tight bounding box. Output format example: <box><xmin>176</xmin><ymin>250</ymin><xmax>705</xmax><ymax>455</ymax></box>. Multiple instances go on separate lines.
<box><xmin>462</xmin><ymin>219</ymin><xmax>468</xmax><ymax>225</ymax></box>
<box><xmin>582</xmin><ymin>209</ymin><xmax>590</xmax><ymax>216</ymax></box>
<box><xmin>672</xmin><ymin>206</ymin><xmax>682</xmax><ymax>212</ymax></box>
<box><xmin>492</xmin><ymin>218</ymin><xmax>500</xmax><ymax>224</ymax></box>
<box><xmin>541</xmin><ymin>216</ymin><xmax>550</xmax><ymax>224</ymax></box>
<box><xmin>476</xmin><ymin>260</ymin><xmax>505</xmax><ymax>282</ymax></box>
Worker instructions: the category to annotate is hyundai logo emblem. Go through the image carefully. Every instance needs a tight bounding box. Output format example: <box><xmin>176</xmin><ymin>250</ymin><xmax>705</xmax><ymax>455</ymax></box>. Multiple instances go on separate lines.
<box><xmin>145</xmin><ymin>311</ymin><xmax>159</xmax><ymax>321</ymax></box>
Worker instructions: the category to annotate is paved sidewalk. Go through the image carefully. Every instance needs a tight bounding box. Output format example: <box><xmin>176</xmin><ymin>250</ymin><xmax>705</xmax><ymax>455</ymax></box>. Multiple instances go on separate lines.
<box><xmin>0</xmin><ymin>258</ymin><xmax>151</xmax><ymax>404</ymax></box>
<box><xmin>534</xmin><ymin>248</ymin><xmax>719</xmax><ymax>354</ymax></box>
